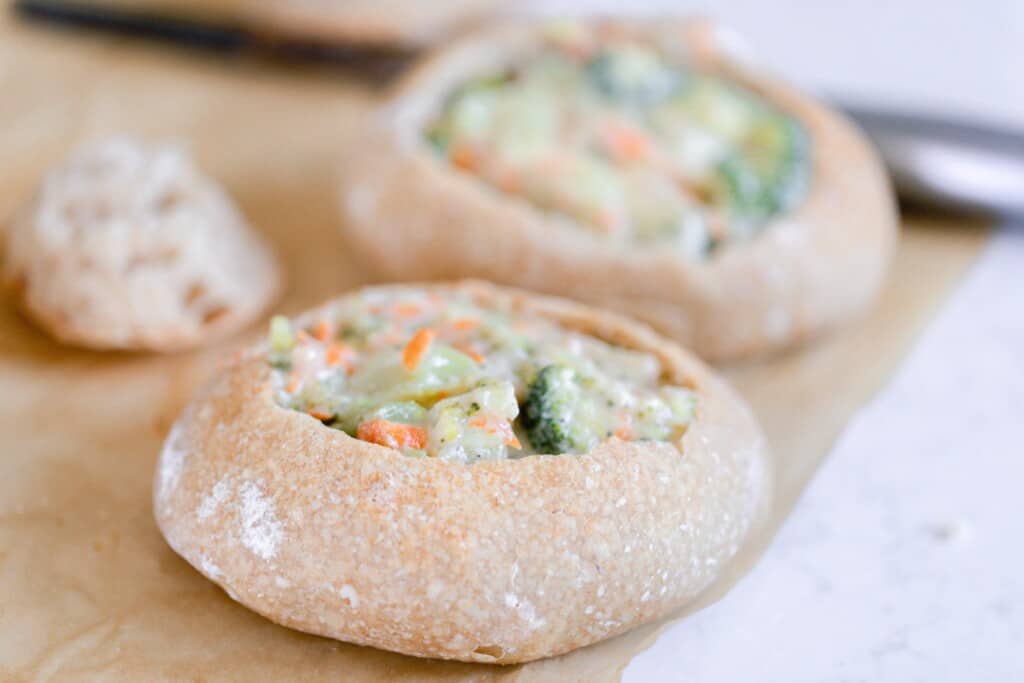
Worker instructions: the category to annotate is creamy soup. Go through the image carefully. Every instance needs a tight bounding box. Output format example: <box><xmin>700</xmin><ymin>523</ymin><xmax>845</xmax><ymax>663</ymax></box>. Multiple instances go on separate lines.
<box><xmin>268</xmin><ymin>288</ymin><xmax>696</xmax><ymax>462</ymax></box>
<box><xmin>426</xmin><ymin>22</ymin><xmax>811</xmax><ymax>257</ymax></box>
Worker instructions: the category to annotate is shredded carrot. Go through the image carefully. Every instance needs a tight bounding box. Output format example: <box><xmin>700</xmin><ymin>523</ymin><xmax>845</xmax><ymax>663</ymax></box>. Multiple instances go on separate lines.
<box><xmin>499</xmin><ymin>170</ymin><xmax>523</xmax><ymax>193</ymax></box>
<box><xmin>309</xmin><ymin>408</ymin><xmax>333</xmax><ymax>421</ymax></box>
<box><xmin>469</xmin><ymin>416</ymin><xmax>488</xmax><ymax>428</ymax></box>
<box><xmin>499</xmin><ymin>422</ymin><xmax>522</xmax><ymax>449</ymax></box>
<box><xmin>594</xmin><ymin>209</ymin><xmax>617</xmax><ymax>232</ymax></box>
<box><xmin>313</xmin><ymin>319</ymin><xmax>333</xmax><ymax>342</ymax></box>
<box><xmin>295</xmin><ymin>329</ymin><xmax>311</xmax><ymax>344</ymax></box>
<box><xmin>394</xmin><ymin>303</ymin><xmax>422</xmax><ymax>318</ymax></box>
<box><xmin>454</xmin><ymin>342</ymin><xmax>484</xmax><ymax>364</ymax></box>
<box><xmin>324</xmin><ymin>342</ymin><xmax>354</xmax><ymax>372</ymax></box>
<box><xmin>452</xmin><ymin>318</ymin><xmax>479</xmax><ymax>331</ymax></box>
<box><xmin>357</xmin><ymin>419</ymin><xmax>427</xmax><ymax>450</ymax></box>
<box><xmin>402</xmin><ymin>328</ymin><xmax>436</xmax><ymax>371</ymax></box>
<box><xmin>286</xmin><ymin>375</ymin><xmax>301</xmax><ymax>394</ymax></box>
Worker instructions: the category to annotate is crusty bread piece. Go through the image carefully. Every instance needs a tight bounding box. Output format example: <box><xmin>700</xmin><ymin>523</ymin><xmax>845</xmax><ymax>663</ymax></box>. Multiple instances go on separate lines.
<box><xmin>339</xmin><ymin>18</ymin><xmax>898</xmax><ymax>362</ymax></box>
<box><xmin>244</xmin><ymin>0</ymin><xmax>502</xmax><ymax>48</ymax></box>
<box><xmin>153</xmin><ymin>281</ymin><xmax>771</xmax><ymax>664</ymax></box>
<box><xmin>2</xmin><ymin>137</ymin><xmax>281</xmax><ymax>352</ymax></box>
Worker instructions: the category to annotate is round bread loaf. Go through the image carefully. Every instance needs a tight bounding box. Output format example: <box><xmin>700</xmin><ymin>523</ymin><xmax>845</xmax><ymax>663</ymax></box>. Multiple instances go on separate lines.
<box><xmin>153</xmin><ymin>281</ymin><xmax>770</xmax><ymax>663</ymax></box>
<box><xmin>2</xmin><ymin>137</ymin><xmax>281</xmax><ymax>352</ymax></box>
<box><xmin>339</xmin><ymin>18</ymin><xmax>898</xmax><ymax>361</ymax></box>
<box><xmin>244</xmin><ymin>0</ymin><xmax>501</xmax><ymax>48</ymax></box>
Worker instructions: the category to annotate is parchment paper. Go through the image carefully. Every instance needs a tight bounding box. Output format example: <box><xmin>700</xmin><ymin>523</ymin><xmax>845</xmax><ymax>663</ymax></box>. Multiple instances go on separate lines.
<box><xmin>0</xmin><ymin>13</ymin><xmax>990</xmax><ymax>682</ymax></box>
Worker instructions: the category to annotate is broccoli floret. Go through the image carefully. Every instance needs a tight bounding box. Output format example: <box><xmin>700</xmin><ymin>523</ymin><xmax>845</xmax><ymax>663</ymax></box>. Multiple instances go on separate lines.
<box><xmin>521</xmin><ymin>364</ymin><xmax>600</xmax><ymax>454</ymax></box>
<box><xmin>585</xmin><ymin>47</ymin><xmax>683</xmax><ymax>106</ymax></box>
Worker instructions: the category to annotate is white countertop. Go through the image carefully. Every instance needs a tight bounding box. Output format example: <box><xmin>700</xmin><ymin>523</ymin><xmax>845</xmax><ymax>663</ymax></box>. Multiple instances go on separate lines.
<box><xmin>625</xmin><ymin>226</ymin><xmax>1024</xmax><ymax>681</ymax></box>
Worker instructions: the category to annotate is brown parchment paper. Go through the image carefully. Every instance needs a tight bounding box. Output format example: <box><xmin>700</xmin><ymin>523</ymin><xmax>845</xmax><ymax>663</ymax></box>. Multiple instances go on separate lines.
<box><xmin>0</xmin><ymin>13</ymin><xmax>991</xmax><ymax>682</ymax></box>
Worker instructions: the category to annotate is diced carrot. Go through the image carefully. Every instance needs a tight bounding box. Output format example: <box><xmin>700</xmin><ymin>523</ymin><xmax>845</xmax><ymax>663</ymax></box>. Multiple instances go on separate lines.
<box><xmin>312</xmin><ymin>319</ymin><xmax>333</xmax><ymax>342</ymax></box>
<box><xmin>357</xmin><ymin>419</ymin><xmax>427</xmax><ymax>450</ymax></box>
<box><xmin>309</xmin><ymin>409</ymin><xmax>333</xmax><ymax>421</ymax></box>
<box><xmin>402</xmin><ymin>328</ymin><xmax>436</xmax><ymax>371</ymax></box>
<box><xmin>469</xmin><ymin>416</ymin><xmax>488</xmax><ymax>428</ymax></box>
<box><xmin>295</xmin><ymin>329</ymin><xmax>311</xmax><ymax>344</ymax></box>
<box><xmin>604</xmin><ymin>122</ymin><xmax>651</xmax><ymax>162</ymax></box>
<box><xmin>451</xmin><ymin>144</ymin><xmax>478</xmax><ymax>172</ymax></box>
<box><xmin>452</xmin><ymin>317</ymin><xmax>479</xmax><ymax>331</ymax></box>
<box><xmin>286</xmin><ymin>375</ymin><xmax>301</xmax><ymax>394</ymax></box>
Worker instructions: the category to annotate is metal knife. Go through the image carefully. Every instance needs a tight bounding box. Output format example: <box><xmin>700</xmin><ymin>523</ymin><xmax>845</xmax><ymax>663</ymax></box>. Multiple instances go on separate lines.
<box><xmin>838</xmin><ymin>103</ymin><xmax>1024</xmax><ymax>217</ymax></box>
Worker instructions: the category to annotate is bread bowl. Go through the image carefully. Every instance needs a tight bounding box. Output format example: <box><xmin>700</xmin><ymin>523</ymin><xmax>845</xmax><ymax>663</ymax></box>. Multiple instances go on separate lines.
<box><xmin>245</xmin><ymin>0</ymin><xmax>501</xmax><ymax>49</ymax></box>
<box><xmin>340</xmin><ymin>18</ymin><xmax>898</xmax><ymax>361</ymax></box>
<box><xmin>154</xmin><ymin>281</ymin><xmax>770</xmax><ymax>663</ymax></box>
<box><xmin>2</xmin><ymin>137</ymin><xmax>281</xmax><ymax>352</ymax></box>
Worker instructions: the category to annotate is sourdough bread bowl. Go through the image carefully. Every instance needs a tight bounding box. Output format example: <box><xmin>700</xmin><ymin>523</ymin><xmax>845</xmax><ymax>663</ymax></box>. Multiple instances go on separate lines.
<box><xmin>340</xmin><ymin>18</ymin><xmax>898</xmax><ymax>362</ymax></box>
<box><xmin>154</xmin><ymin>281</ymin><xmax>770</xmax><ymax>663</ymax></box>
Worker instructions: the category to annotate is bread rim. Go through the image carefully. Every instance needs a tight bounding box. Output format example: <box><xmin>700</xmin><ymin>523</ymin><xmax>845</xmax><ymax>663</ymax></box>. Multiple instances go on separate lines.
<box><xmin>339</xmin><ymin>18</ymin><xmax>899</xmax><ymax>362</ymax></box>
<box><xmin>153</xmin><ymin>280</ymin><xmax>771</xmax><ymax>664</ymax></box>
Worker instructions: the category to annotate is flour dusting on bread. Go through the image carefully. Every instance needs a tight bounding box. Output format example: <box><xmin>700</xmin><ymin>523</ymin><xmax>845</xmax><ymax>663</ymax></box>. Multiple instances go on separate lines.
<box><xmin>238</xmin><ymin>481</ymin><xmax>284</xmax><ymax>562</ymax></box>
<box><xmin>157</xmin><ymin>421</ymin><xmax>189</xmax><ymax>505</ymax></box>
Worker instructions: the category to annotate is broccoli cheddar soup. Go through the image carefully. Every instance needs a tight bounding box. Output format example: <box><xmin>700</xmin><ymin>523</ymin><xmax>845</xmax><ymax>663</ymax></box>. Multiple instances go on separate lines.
<box><xmin>268</xmin><ymin>288</ymin><xmax>696</xmax><ymax>462</ymax></box>
<box><xmin>426</xmin><ymin>22</ymin><xmax>811</xmax><ymax>257</ymax></box>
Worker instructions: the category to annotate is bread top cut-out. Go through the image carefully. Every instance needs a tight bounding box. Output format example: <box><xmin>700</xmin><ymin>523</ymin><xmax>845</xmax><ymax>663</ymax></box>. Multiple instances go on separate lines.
<box><xmin>154</xmin><ymin>281</ymin><xmax>771</xmax><ymax>663</ymax></box>
<box><xmin>340</xmin><ymin>18</ymin><xmax>898</xmax><ymax>361</ymax></box>
<box><xmin>3</xmin><ymin>137</ymin><xmax>281</xmax><ymax>351</ymax></box>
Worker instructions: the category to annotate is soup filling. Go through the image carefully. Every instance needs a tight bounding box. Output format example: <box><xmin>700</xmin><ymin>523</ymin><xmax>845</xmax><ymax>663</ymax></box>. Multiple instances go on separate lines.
<box><xmin>426</xmin><ymin>22</ymin><xmax>811</xmax><ymax>257</ymax></box>
<box><xmin>268</xmin><ymin>288</ymin><xmax>696</xmax><ymax>462</ymax></box>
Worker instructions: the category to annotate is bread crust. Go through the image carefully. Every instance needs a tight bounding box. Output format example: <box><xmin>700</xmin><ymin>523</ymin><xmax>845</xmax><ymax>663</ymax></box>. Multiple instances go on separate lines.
<box><xmin>244</xmin><ymin>0</ymin><xmax>501</xmax><ymax>48</ymax></box>
<box><xmin>339</xmin><ymin>19</ymin><xmax>898</xmax><ymax>362</ymax></box>
<box><xmin>153</xmin><ymin>281</ymin><xmax>770</xmax><ymax>664</ymax></box>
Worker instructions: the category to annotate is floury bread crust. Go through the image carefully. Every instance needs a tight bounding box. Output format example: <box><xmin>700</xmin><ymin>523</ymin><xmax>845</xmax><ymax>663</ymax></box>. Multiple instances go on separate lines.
<box><xmin>154</xmin><ymin>281</ymin><xmax>771</xmax><ymax>664</ymax></box>
<box><xmin>2</xmin><ymin>137</ymin><xmax>281</xmax><ymax>352</ymax></box>
<box><xmin>339</xmin><ymin>19</ymin><xmax>898</xmax><ymax>362</ymax></box>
